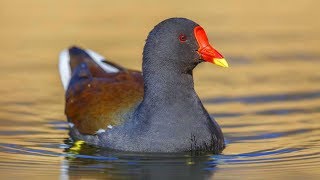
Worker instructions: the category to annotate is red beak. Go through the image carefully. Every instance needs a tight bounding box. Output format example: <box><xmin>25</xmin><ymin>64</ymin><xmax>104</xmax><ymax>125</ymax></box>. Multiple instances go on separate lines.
<box><xmin>194</xmin><ymin>26</ymin><xmax>229</xmax><ymax>67</ymax></box>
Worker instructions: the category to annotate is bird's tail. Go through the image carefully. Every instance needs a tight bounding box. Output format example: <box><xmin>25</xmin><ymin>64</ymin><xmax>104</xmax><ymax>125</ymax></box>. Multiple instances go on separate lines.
<box><xmin>58</xmin><ymin>46</ymin><xmax>122</xmax><ymax>90</ymax></box>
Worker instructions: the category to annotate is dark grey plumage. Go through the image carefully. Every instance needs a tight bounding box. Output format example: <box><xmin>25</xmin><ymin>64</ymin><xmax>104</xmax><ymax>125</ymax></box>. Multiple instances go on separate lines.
<box><xmin>69</xmin><ymin>18</ymin><xmax>225</xmax><ymax>153</ymax></box>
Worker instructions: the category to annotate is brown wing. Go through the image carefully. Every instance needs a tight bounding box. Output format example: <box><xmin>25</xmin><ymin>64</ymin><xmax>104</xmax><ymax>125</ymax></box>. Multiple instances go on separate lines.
<box><xmin>64</xmin><ymin>47</ymin><xmax>144</xmax><ymax>134</ymax></box>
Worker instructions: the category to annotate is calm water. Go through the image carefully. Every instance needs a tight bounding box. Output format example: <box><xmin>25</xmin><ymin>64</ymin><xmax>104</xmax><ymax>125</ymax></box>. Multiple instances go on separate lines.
<box><xmin>0</xmin><ymin>0</ymin><xmax>320</xmax><ymax>179</ymax></box>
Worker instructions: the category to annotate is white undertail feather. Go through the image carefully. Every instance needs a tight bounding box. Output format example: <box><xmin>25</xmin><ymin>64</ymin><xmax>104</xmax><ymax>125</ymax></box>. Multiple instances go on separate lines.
<box><xmin>86</xmin><ymin>49</ymin><xmax>120</xmax><ymax>73</ymax></box>
<box><xmin>59</xmin><ymin>49</ymin><xmax>71</xmax><ymax>90</ymax></box>
<box><xmin>58</xmin><ymin>49</ymin><xmax>120</xmax><ymax>91</ymax></box>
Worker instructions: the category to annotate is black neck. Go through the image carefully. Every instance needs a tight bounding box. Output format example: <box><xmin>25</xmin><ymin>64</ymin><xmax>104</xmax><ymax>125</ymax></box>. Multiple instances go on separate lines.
<box><xmin>143</xmin><ymin>68</ymin><xmax>195</xmax><ymax>102</ymax></box>
<box><xmin>143</xmin><ymin>54</ymin><xmax>196</xmax><ymax>103</ymax></box>
<box><xmin>134</xmin><ymin>54</ymin><xmax>205</xmax><ymax>127</ymax></box>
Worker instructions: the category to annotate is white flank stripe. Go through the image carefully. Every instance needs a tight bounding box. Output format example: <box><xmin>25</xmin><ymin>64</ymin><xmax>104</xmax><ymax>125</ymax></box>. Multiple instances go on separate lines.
<box><xmin>68</xmin><ymin>122</ymin><xmax>75</xmax><ymax>128</ymax></box>
<box><xmin>96</xmin><ymin>129</ymin><xmax>106</xmax><ymax>134</ymax></box>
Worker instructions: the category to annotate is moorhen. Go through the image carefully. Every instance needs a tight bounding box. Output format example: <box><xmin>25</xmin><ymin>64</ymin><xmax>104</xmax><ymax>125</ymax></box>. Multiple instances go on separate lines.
<box><xmin>59</xmin><ymin>18</ymin><xmax>229</xmax><ymax>153</ymax></box>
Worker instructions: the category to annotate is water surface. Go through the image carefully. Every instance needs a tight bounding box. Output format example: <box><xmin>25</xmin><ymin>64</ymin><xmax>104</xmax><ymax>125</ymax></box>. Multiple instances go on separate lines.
<box><xmin>0</xmin><ymin>0</ymin><xmax>320</xmax><ymax>179</ymax></box>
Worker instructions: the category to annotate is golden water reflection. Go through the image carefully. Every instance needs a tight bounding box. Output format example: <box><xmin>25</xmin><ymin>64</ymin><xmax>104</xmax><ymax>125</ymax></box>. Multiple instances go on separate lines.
<box><xmin>0</xmin><ymin>0</ymin><xmax>319</xmax><ymax>179</ymax></box>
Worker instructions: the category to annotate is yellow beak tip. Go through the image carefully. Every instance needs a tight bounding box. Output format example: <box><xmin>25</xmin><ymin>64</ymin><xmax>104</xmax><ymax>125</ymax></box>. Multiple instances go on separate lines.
<box><xmin>213</xmin><ymin>58</ymin><xmax>229</xmax><ymax>68</ymax></box>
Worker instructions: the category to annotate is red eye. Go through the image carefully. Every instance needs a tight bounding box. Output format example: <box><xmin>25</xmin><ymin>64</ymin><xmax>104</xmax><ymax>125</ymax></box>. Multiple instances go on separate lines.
<box><xmin>179</xmin><ymin>34</ymin><xmax>187</xmax><ymax>42</ymax></box>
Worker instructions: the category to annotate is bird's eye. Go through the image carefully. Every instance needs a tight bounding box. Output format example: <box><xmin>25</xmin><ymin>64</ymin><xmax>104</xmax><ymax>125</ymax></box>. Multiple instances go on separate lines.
<box><xmin>179</xmin><ymin>34</ymin><xmax>187</xmax><ymax>42</ymax></box>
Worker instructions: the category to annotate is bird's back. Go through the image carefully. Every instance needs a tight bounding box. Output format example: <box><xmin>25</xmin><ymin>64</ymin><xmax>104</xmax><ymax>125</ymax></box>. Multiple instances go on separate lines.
<box><xmin>59</xmin><ymin>47</ymin><xmax>143</xmax><ymax>135</ymax></box>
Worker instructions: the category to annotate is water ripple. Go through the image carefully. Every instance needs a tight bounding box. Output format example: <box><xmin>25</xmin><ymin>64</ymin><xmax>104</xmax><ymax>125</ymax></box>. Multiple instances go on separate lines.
<box><xmin>205</xmin><ymin>91</ymin><xmax>320</xmax><ymax>104</ymax></box>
